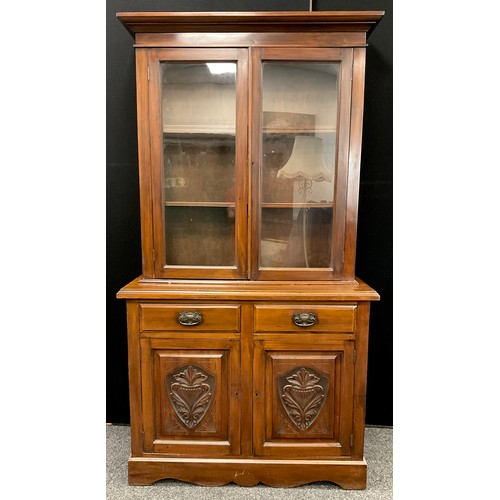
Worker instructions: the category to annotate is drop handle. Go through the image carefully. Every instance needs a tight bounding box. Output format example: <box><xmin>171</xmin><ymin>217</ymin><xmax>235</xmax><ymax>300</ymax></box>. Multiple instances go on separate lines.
<box><xmin>293</xmin><ymin>312</ymin><xmax>317</xmax><ymax>327</ymax></box>
<box><xmin>178</xmin><ymin>311</ymin><xmax>203</xmax><ymax>326</ymax></box>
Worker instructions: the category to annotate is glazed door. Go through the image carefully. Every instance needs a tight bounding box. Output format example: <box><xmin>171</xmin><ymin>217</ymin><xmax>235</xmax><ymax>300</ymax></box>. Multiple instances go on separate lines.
<box><xmin>250</xmin><ymin>48</ymin><xmax>354</xmax><ymax>280</ymax></box>
<box><xmin>253</xmin><ymin>337</ymin><xmax>355</xmax><ymax>457</ymax></box>
<box><xmin>145</xmin><ymin>48</ymin><xmax>248</xmax><ymax>279</ymax></box>
<box><xmin>140</xmin><ymin>338</ymin><xmax>241</xmax><ymax>456</ymax></box>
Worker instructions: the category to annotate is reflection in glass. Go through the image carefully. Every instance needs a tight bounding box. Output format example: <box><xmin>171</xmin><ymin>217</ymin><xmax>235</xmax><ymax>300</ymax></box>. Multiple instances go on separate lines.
<box><xmin>161</xmin><ymin>62</ymin><xmax>237</xmax><ymax>267</ymax></box>
<box><xmin>165</xmin><ymin>207</ymin><xmax>236</xmax><ymax>266</ymax></box>
<box><xmin>277</xmin><ymin>136</ymin><xmax>331</xmax><ymax>184</ymax></box>
<box><xmin>261</xmin><ymin>208</ymin><xmax>333</xmax><ymax>268</ymax></box>
<box><xmin>162</xmin><ymin>62</ymin><xmax>236</xmax><ymax>134</ymax></box>
<box><xmin>163</xmin><ymin>134</ymin><xmax>235</xmax><ymax>203</ymax></box>
<box><xmin>260</xmin><ymin>62</ymin><xmax>339</xmax><ymax>268</ymax></box>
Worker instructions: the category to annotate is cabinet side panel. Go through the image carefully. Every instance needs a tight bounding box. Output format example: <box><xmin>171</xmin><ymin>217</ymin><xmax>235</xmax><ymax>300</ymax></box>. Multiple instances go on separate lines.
<box><xmin>352</xmin><ymin>301</ymin><xmax>370</xmax><ymax>459</ymax></box>
<box><xmin>146</xmin><ymin>51</ymin><xmax>165</xmax><ymax>278</ymax></box>
<box><xmin>332</xmin><ymin>48</ymin><xmax>353</xmax><ymax>279</ymax></box>
<box><xmin>126</xmin><ymin>301</ymin><xmax>144</xmax><ymax>456</ymax></box>
<box><xmin>135</xmin><ymin>49</ymin><xmax>155</xmax><ymax>277</ymax></box>
<box><xmin>344</xmin><ymin>48</ymin><xmax>367</xmax><ymax>279</ymax></box>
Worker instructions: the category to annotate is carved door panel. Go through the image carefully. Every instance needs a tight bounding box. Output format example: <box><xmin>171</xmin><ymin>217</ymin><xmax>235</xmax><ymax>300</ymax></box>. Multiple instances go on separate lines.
<box><xmin>140</xmin><ymin>338</ymin><xmax>240</xmax><ymax>456</ymax></box>
<box><xmin>253</xmin><ymin>338</ymin><xmax>354</xmax><ymax>457</ymax></box>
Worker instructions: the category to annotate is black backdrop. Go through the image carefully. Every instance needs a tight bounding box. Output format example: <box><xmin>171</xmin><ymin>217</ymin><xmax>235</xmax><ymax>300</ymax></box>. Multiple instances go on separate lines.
<box><xmin>106</xmin><ymin>0</ymin><xmax>393</xmax><ymax>426</ymax></box>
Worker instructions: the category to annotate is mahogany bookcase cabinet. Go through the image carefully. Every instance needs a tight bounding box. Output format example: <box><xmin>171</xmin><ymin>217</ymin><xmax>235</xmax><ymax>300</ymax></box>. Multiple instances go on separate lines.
<box><xmin>116</xmin><ymin>11</ymin><xmax>383</xmax><ymax>489</ymax></box>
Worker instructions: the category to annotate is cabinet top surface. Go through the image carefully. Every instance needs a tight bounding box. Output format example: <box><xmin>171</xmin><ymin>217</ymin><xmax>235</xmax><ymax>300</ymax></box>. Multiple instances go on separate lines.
<box><xmin>117</xmin><ymin>276</ymin><xmax>380</xmax><ymax>302</ymax></box>
<box><xmin>117</xmin><ymin>11</ymin><xmax>384</xmax><ymax>36</ymax></box>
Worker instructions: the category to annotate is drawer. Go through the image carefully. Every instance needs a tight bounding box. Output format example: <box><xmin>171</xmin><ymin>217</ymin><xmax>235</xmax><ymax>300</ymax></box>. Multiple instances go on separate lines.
<box><xmin>139</xmin><ymin>304</ymin><xmax>241</xmax><ymax>332</ymax></box>
<box><xmin>254</xmin><ymin>304</ymin><xmax>356</xmax><ymax>333</ymax></box>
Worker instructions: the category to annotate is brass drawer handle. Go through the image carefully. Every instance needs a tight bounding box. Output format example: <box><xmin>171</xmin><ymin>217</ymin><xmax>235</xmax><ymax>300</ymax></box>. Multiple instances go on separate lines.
<box><xmin>178</xmin><ymin>311</ymin><xmax>203</xmax><ymax>326</ymax></box>
<box><xmin>293</xmin><ymin>312</ymin><xmax>317</xmax><ymax>327</ymax></box>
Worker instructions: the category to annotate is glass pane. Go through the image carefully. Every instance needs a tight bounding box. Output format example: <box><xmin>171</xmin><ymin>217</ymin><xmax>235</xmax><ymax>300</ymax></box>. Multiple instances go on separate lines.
<box><xmin>163</xmin><ymin>134</ymin><xmax>235</xmax><ymax>204</ymax></box>
<box><xmin>260</xmin><ymin>62</ymin><xmax>339</xmax><ymax>268</ymax></box>
<box><xmin>165</xmin><ymin>206</ymin><xmax>235</xmax><ymax>266</ymax></box>
<box><xmin>261</xmin><ymin>208</ymin><xmax>333</xmax><ymax>268</ymax></box>
<box><xmin>161</xmin><ymin>62</ymin><xmax>237</xmax><ymax>266</ymax></box>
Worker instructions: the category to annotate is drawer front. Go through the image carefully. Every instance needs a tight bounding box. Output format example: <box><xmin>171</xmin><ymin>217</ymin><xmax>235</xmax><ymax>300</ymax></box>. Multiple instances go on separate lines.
<box><xmin>254</xmin><ymin>304</ymin><xmax>356</xmax><ymax>333</ymax></box>
<box><xmin>140</xmin><ymin>304</ymin><xmax>241</xmax><ymax>332</ymax></box>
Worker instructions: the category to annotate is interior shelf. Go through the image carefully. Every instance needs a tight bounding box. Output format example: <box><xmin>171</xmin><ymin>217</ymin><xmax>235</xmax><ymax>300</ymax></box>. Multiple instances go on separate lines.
<box><xmin>163</xmin><ymin>127</ymin><xmax>236</xmax><ymax>136</ymax></box>
<box><xmin>261</xmin><ymin>203</ymin><xmax>334</xmax><ymax>209</ymax></box>
<box><xmin>164</xmin><ymin>201</ymin><xmax>235</xmax><ymax>207</ymax></box>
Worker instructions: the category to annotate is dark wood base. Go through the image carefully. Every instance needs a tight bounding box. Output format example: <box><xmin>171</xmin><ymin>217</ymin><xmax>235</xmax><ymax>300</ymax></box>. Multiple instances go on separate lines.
<box><xmin>128</xmin><ymin>456</ymin><xmax>367</xmax><ymax>489</ymax></box>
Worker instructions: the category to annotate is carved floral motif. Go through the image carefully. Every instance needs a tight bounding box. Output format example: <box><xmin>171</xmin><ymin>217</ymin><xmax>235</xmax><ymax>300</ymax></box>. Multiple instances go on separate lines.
<box><xmin>280</xmin><ymin>367</ymin><xmax>327</xmax><ymax>430</ymax></box>
<box><xmin>167</xmin><ymin>365</ymin><xmax>214</xmax><ymax>429</ymax></box>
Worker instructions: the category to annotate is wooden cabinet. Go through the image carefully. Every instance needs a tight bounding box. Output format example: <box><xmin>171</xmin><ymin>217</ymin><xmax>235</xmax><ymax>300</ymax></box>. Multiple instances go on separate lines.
<box><xmin>116</xmin><ymin>11</ymin><xmax>383</xmax><ymax>489</ymax></box>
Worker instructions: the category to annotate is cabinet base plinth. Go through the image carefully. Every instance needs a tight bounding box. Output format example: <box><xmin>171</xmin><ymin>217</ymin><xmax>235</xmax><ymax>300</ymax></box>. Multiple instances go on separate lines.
<box><xmin>128</xmin><ymin>456</ymin><xmax>367</xmax><ymax>489</ymax></box>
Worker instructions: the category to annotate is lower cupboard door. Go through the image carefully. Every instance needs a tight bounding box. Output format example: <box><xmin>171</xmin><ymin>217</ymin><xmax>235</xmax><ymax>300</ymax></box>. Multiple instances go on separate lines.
<box><xmin>253</xmin><ymin>338</ymin><xmax>354</xmax><ymax>457</ymax></box>
<box><xmin>140</xmin><ymin>338</ymin><xmax>241</xmax><ymax>456</ymax></box>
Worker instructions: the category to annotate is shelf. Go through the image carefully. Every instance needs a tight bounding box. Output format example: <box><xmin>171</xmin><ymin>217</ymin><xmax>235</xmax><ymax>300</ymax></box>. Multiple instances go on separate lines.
<box><xmin>165</xmin><ymin>202</ymin><xmax>235</xmax><ymax>208</ymax></box>
<box><xmin>261</xmin><ymin>203</ymin><xmax>333</xmax><ymax>209</ymax></box>
<box><xmin>163</xmin><ymin>128</ymin><xmax>336</xmax><ymax>136</ymax></box>
<box><xmin>263</xmin><ymin>127</ymin><xmax>336</xmax><ymax>135</ymax></box>
<box><xmin>163</xmin><ymin>126</ymin><xmax>236</xmax><ymax>135</ymax></box>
